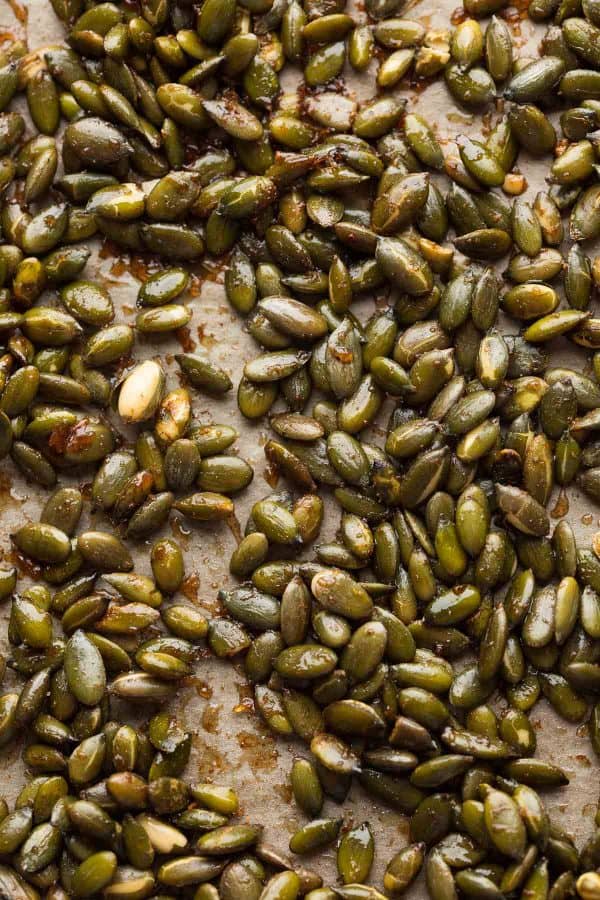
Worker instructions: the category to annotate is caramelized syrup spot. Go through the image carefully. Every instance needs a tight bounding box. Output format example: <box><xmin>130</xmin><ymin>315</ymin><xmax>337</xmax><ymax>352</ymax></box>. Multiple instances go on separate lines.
<box><xmin>192</xmin><ymin>735</ymin><xmax>229</xmax><ymax>776</ymax></box>
<box><xmin>197</xmin><ymin>324</ymin><xmax>218</xmax><ymax>349</ymax></box>
<box><xmin>551</xmin><ymin>489</ymin><xmax>569</xmax><ymax>519</ymax></box>
<box><xmin>7</xmin><ymin>0</ymin><xmax>27</xmax><ymax>25</ymax></box>
<box><xmin>0</xmin><ymin>470</ymin><xmax>25</xmax><ymax>508</ymax></box>
<box><xmin>226</xmin><ymin>512</ymin><xmax>243</xmax><ymax>545</ymax></box>
<box><xmin>233</xmin><ymin>681</ymin><xmax>254</xmax><ymax>714</ymax></box>
<box><xmin>201</xmin><ymin>702</ymin><xmax>222</xmax><ymax>734</ymax></box>
<box><xmin>175</xmin><ymin>327</ymin><xmax>196</xmax><ymax>353</ymax></box>
<box><xmin>180</xmin><ymin>573</ymin><xmax>200</xmax><ymax>602</ymax></box>
<box><xmin>8</xmin><ymin>548</ymin><xmax>41</xmax><ymax>580</ymax></box>
<box><xmin>236</xmin><ymin>730</ymin><xmax>279</xmax><ymax>773</ymax></box>
<box><xmin>450</xmin><ymin>6</ymin><xmax>467</xmax><ymax>23</ymax></box>
<box><xmin>264</xmin><ymin>461</ymin><xmax>280</xmax><ymax>489</ymax></box>
<box><xmin>194</xmin><ymin>679</ymin><xmax>213</xmax><ymax>700</ymax></box>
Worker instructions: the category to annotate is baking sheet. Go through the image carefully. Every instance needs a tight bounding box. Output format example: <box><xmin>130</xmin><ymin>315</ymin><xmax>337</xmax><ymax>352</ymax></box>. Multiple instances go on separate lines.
<box><xmin>0</xmin><ymin>0</ymin><xmax>599</xmax><ymax>890</ymax></box>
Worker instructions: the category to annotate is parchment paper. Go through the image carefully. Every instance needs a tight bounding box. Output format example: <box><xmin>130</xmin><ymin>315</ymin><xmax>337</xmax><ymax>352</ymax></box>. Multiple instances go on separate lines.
<box><xmin>0</xmin><ymin>0</ymin><xmax>598</xmax><ymax>891</ymax></box>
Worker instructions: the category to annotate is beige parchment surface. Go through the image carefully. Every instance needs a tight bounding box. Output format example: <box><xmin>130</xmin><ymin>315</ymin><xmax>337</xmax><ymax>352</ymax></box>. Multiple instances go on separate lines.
<box><xmin>0</xmin><ymin>0</ymin><xmax>599</xmax><ymax>892</ymax></box>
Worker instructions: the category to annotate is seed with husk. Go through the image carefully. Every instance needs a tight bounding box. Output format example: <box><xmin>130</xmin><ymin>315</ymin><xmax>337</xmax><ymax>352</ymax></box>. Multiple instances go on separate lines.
<box><xmin>118</xmin><ymin>360</ymin><xmax>165</xmax><ymax>423</ymax></box>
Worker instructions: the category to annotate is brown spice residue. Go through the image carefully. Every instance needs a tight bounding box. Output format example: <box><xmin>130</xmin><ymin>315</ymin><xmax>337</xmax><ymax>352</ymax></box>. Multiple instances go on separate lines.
<box><xmin>236</xmin><ymin>730</ymin><xmax>279</xmax><ymax>774</ymax></box>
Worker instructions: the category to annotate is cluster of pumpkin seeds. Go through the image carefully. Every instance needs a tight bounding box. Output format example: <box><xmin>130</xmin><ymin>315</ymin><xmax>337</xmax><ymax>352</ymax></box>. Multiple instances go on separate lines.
<box><xmin>0</xmin><ymin>703</ymin><xmax>334</xmax><ymax>900</ymax></box>
<box><xmin>5</xmin><ymin>0</ymin><xmax>600</xmax><ymax>893</ymax></box>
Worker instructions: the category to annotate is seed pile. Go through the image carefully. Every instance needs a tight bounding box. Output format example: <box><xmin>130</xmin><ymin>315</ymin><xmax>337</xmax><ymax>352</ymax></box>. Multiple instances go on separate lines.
<box><xmin>2</xmin><ymin>0</ymin><xmax>600</xmax><ymax>895</ymax></box>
